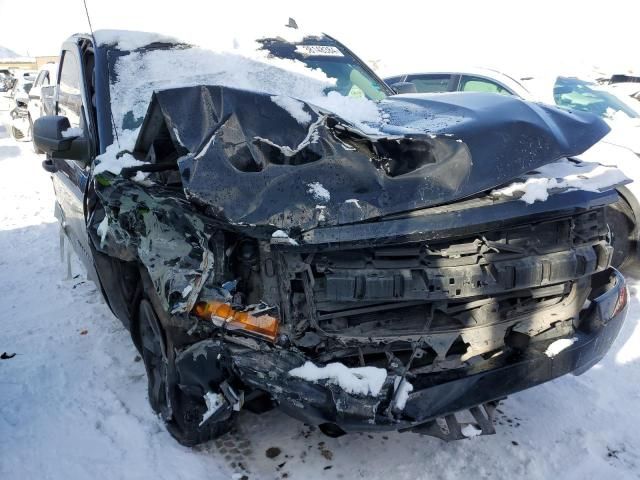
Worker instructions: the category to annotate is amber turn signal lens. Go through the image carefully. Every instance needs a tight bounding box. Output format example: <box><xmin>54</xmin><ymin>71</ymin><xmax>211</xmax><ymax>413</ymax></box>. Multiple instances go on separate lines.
<box><xmin>192</xmin><ymin>301</ymin><xmax>279</xmax><ymax>340</ymax></box>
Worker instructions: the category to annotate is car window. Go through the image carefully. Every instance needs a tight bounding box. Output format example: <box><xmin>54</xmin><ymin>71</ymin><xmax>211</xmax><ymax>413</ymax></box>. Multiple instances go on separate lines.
<box><xmin>259</xmin><ymin>40</ymin><xmax>389</xmax><ymax>101</ymax></box>
<box><xmin>405</xmin><ymin>74</ymin><xmax>451</xmax><ymax>93</ymax></box>
<box><xmin>33</xmin><ymin>71</ymin><xmax>46</xmax><ymax>88</ymax></box>
<box><xmin>459</xmin><ymin>75</ymin><xmax>512</xmax><ymax>95</ymax></box>
<box><xmin>554</xmin><ymin>76</ymin><xmax>640</xmax><ymax>121</ymax></box>
<box><xmin>384</xmin><ymin>75</ymin><xmax>405</xmax><ymax>85</ymax></box>
<box><xmin>58</xmin><ymin>51</ymin><xmax>83</xmax><ymax>127</ymax></box>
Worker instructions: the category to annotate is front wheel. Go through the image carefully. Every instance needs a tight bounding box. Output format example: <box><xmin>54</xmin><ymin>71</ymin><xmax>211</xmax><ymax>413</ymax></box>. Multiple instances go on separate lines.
<box><xmin>137</xmin><ymin>298</ymin><xmax>235</xmax><ymax>446</ymax></box>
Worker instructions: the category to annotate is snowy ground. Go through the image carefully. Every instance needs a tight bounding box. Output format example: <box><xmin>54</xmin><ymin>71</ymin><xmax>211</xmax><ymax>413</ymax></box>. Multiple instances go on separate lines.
<box><xmin>1</xmin><ymin>115</ymin><xmax>640</xmax><ymax>480</ymax></box>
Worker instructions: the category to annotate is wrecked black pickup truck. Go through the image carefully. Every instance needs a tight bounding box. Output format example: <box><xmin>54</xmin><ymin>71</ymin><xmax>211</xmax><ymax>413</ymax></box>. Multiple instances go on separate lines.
<box><xmin>35</xmin><ymin>29</ymin><xmax>629</xmax><ymax>446</ymax></box>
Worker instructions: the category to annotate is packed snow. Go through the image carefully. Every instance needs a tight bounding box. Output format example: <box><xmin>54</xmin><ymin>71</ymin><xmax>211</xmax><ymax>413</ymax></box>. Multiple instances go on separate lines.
<box><xmin>271</xmin><ymin>229</ymin><xmax>299</xmax><ymax>246</ymax></box>
<box><xmin>393</xmin><ymin>377</ymin><xmax>414</xmax><ymax>410</ymax></box>
<box><xmin>492</xmin><ymin>158</ymin><xmax>629</xmax><ymax>204</ymax></box>
<box><xmin>545</xmin><ymin>338</ymin><xmax>578</xmax><ymax>358</ymax></box>
<box><xmin>288</xmin><ymin>361</ymin><xmax>387</xmax><ymax>396</ymax></box>
<box><xmin>2</xmin><ymin>114</ymin><xmax>640</xmax><ymax>479</ymax></box>
<box><xmin>94</xmin><ymin>29</ymin><xmax>180</xmax><ymax>51</ymax></box>
<box><xmin>96</xmin><ymin>216</ymin><xmax>109</xmax><ymax>247</ymax></box>
<box><xmin>93</xmin><ymin>137</ymin><xmax>144</xmax><ymax>176</ymax></box>
<box><xmin>462</xmin><ymin>424</ymin><xmax>483</xmax><ymax>438</ymax></box>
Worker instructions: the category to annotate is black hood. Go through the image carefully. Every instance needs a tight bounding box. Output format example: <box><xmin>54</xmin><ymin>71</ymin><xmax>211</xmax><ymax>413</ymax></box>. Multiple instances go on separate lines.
<box><xmin>134</xmin><ymin>86</ymin><xmax>610</xmax><ymax>231</ymax></box>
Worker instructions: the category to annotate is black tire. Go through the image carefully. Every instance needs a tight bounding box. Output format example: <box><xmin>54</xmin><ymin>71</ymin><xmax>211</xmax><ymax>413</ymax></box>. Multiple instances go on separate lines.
<box><xmin>607</xmin><ymin>199</ymin><xmax>636</xmax><ymax>269</ymax></box>
<box><xmin>137</xmin><ymin>298</ymin><xmax>235</xmax><ymax>446</ymax></box>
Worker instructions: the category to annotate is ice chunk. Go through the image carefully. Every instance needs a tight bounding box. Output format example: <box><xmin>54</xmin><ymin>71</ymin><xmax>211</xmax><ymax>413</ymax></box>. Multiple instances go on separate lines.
<box><xmin>307</xmin><ymin>182</ymin><xmax>330</xmax><ymax>202</ymax></box>
<box><xmin>462</xmin><ymin>424</ymin><xmax>482</xmax><ymax>438</ymax></box>
<box><xmin>289</xmin><ymin>361</ymin><xmax>387</xmax><ymax>396</ymax></box>
<box><xmin>545</xmin><ymin>338</ymin><xmax>578</xmax><ymax>358</ymax></box>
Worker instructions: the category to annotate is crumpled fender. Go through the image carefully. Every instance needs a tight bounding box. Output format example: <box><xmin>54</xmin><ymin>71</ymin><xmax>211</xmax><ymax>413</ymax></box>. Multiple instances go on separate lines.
<box><xmin>134</xmin><ymin>86</ymin><xmax>610</xmax><ymax>232</ymax></box>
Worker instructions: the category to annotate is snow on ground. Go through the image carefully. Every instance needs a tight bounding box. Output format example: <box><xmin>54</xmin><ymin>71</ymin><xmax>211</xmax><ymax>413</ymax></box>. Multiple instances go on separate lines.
<box><xmin>1</xmin><ymin>114</ymin><xmax>640</xmax><ymax>479</ymax></box>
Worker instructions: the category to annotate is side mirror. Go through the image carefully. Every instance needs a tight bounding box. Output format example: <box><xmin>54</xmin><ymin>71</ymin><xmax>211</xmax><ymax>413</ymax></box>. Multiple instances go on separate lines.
<box><xmin>391</xmin><ymin>82</ymin><xmax>418</xmax><ymax>95</ymax></box>
<box><xmin>33</xmin><ymin>115</ymin><xmax>88</xmax><ymax>161</ymax></box>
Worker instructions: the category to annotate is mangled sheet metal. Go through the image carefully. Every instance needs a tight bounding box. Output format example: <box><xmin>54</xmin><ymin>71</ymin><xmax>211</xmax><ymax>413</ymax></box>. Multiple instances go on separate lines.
<box><xmin>132</xmin><ymin>86</ymin><xmax>611</xmax><ymax>231</ymax></box>
<box><xmin>90</xmin><ymin>179</ymin><xmax>223</xmax><ymax>314</ymax></box>
<box><xmin>86</xmin><ymin>78</ymin><xmax>631</xmax><ymax>441</ymax></box>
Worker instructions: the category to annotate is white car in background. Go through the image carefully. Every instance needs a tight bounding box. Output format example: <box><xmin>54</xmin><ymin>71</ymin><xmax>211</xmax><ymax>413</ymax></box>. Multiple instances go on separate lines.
<box><xmin>385</xmin><ymin>68</ymin><xmax>640</xmax><ymax>266</ymax></box>
<box><xmin>27</xmin><ymin>62</ymin><xmax>58</xmax><ymax>152</ymax></box>
<box><xmin>27</xmin><ymin>62</ymin><xmax>58</xmax><ymax>124</ymax></box>
<box><xmin>608</xmin><ymin>82</ymin><xmax>640</xmax><ymax>107</ymax></box>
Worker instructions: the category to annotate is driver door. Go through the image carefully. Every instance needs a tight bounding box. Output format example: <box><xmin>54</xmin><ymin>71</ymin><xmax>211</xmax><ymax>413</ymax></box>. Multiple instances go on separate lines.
<box><xmin>50</xmin><ymin>46</ymin><xmax>93</xmax><ymax>273</ymax></box>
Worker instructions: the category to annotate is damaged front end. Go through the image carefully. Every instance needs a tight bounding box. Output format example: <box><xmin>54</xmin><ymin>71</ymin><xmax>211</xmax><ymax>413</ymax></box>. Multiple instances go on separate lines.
<box><xmin>89</xmin><ymin>86</ymin><xmax>629</xmax><ymax>442</ymax></box>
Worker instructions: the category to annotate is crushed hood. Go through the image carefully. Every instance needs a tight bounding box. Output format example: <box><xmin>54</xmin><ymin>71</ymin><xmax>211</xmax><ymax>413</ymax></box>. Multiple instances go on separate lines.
<box><xmin>134</xmin><ymin>86</ymin><xmax>610</xmax><ymax>231</ymax></box>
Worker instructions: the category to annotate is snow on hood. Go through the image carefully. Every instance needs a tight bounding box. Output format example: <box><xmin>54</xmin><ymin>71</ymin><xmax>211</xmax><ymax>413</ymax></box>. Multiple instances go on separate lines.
<box><xmin>92</xmin><ymin>30</ymin><xmax>625</xmax><ymax>231</ymax></box>
<box><xmin>491</xmin><ymin>158</ymin><xmax>630</xmax><ymax>204</ymax></box>
<box><xmin>123</xmin><ymin>87</ymin><xmax>622</xmax><ymax>232</ymax></box>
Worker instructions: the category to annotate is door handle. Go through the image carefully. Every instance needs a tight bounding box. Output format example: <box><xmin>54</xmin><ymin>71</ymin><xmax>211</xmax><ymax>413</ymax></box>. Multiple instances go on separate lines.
<box><xmin>42</xmin><ymin>158</ymin><xmax>58</xmax><ymax>173</ymax></box>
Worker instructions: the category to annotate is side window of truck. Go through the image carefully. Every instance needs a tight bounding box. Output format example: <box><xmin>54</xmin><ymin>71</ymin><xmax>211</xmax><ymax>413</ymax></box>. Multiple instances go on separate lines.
<box><xmin>459</xmin><ymin>75</ymin><xmax>513</xmax><ymax>96</ymax></box>
<box><xmin>58</xmin><ymin>51</ymin><xmax>83</xmax><ymax>127</ymax></box>
<box><xmin>405</xmin><ymin>74</ymin><xmax>452</xmax><ymax>93</ymax></box>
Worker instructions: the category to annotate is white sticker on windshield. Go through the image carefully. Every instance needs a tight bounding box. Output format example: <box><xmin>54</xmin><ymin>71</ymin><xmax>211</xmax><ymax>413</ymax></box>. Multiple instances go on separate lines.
<box><xmin>295</xmin><ymin>45</ymin><xmax>344</xmax><ymax>57</ymax></box>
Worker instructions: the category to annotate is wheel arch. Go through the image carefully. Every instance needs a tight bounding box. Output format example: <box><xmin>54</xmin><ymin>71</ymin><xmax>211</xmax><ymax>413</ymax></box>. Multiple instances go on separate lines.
<box><xmin>616</xmin><ymin>186</ymin><xmax>639</xmax><ymax>245</ymax></box>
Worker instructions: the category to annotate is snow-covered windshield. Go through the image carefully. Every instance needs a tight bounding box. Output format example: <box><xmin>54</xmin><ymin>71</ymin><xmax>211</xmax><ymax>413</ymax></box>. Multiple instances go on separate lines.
<box><xmin>258</xmin><ymin>39</ymin><xmax>388</xmax><ymax>101</ymax></box>
<box><xmin>554</xmin><ymin>77</ymin><xmax>640</xmax><ymax>121</ymax></box>
<box><xmin>103</xmin><ymin>34</ymin><xmax>384</xmax><ymax>146</ymax></box>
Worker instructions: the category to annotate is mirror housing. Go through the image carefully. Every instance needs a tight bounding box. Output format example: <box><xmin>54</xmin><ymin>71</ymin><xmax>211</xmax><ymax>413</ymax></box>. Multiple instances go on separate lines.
<box><xmin>391</xmin><ymin>82</ymin><xmax>418</xmax><ymax>95</ymax></box>
<box><xmin>33</xmin><ymin>115</ymin><xmax>89</xmax><ymax>162</ymax></box>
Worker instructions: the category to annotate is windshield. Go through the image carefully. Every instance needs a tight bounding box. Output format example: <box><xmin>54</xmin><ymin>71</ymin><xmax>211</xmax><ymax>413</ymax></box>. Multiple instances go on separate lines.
<box><xmin>260</xmin><ymin>40</ymin><xmax>389</xmax><ymax>101</ymax></box>
<box><xmin>106</xmin><ymin>38</ymin><xmax>389</xmax><ymax>138</ymax></box>
<box><xmin>554</xmin><ymin>76</ymin><xmax>640</xmax><ymax>121</ymax></box>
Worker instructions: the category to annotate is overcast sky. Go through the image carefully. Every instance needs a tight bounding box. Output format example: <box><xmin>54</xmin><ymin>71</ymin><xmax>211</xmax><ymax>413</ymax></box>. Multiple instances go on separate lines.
<box><xmin>0</xmin><ymin>0</ymin><xmax>636</xmax><ymax>76</ymax></box>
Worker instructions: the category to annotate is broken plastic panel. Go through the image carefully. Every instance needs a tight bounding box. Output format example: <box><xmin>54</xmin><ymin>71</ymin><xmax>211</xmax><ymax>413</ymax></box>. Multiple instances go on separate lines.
<box><xmin>193</xmin><ymin>301</ymin><xmax>279</xmax><ymax>341</ymax></box>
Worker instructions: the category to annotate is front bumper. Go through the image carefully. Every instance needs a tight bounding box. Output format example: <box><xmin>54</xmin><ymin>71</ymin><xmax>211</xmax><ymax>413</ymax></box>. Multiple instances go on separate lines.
<box><xmin>177</xmin><ymin>268</ymin><xmax>627</xmax><ymax>437</ymax></box>
<box><xmin>239</xmin><ymin>268</ymin><xmax>626</xmax><ymax>432</ymax></box>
